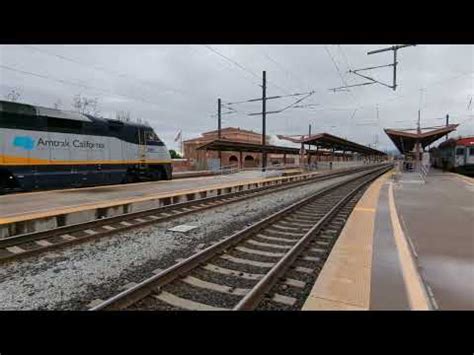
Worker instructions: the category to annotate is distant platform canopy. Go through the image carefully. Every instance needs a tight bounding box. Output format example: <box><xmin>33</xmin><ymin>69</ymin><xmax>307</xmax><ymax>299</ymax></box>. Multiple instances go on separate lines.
<box><xmin>384</xmin><ymin>124</ymin><xmax>459</xmax><ymax>154</ymax></box>
<box><xmin>278</xmin><ymin>132</ymin><xmax>386</xmax><ymax>156</ymax></box>
<box><xmin>196</xmin><ymin>139</ymin><xmax>305</xmax><ymax>155</ymax></box>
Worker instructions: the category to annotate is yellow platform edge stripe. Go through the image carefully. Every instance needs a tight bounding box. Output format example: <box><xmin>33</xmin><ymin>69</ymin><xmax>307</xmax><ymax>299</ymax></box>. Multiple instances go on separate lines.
<box><xmin>0</xmin><ymin>170</ymin><xmax>328</xmax><ymax>225</ymax></box>
<box><xmin>302</xmin><ymin>170</ymin><xmax>392</xmax><ymax>310</ymax></box>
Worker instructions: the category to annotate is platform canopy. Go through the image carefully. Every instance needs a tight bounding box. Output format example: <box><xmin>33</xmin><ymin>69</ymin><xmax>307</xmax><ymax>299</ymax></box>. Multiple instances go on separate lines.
<box><xmin>196</xmin><ymin>139</ymin><xmax>308</xmax><ymax>155</ymax></box>
<box><xmin>384</xmin><ymin>124</ymin><xmax>459</xmax><ymax>154</ymax></box>
<box><xmin>277</xmin><ymin>132</ymin><xmax>386</xmax><ymax>156</ymax></box>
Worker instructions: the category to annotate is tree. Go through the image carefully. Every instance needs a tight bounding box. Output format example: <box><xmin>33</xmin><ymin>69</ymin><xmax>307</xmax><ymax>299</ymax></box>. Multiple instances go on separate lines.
<box><xmin>169</xmin><ymin>150</ymin><xmax>182</xmax><ymax>159</ymax></box>
<box><xmin>72</xmin><ymin>93</ymin><xmax>100</xmax><ymax>116</ymax></box>
<box><xmin>4</xmin><ymin>88</ymin><xmax>21</xmax><ymax>102</ymax></box>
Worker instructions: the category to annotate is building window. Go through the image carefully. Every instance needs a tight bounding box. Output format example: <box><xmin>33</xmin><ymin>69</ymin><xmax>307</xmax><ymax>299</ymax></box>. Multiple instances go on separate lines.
<box><xmin>229</xmin><ymin>155</ymin><xmax>238</xmax><ymax>164</ymax></box>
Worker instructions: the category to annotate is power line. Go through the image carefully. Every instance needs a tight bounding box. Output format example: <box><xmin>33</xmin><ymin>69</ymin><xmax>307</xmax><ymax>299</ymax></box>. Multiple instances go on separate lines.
<box><xmin>22</xmin><ymin>45</ymin><xmax>189</xmax><ymax>97</ymax></box>
<box><xmin>324</xmin><ymin>45</ymin><xmax>359</xmax><ymax>106</ymax></box>
<box><xmin>0</xmin><ymin>64</ymin><xmax>178</xmax><ymax>113</ymax></box>
<box><xmin>262</xmin><ymin>50</ymin><xmax>308</xmax><ymax>92</ymax></box>
<box><xmin>204</xmin><ymin>45</ymin><xmax>291</xmax><ymax>95</ymax></box>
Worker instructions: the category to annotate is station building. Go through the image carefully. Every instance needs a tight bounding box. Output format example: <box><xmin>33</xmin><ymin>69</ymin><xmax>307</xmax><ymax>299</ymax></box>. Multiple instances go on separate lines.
<box><xmin>183</xmin><ymin>127</ymin><xmax>296</xmax><ymax>170</ymax></box>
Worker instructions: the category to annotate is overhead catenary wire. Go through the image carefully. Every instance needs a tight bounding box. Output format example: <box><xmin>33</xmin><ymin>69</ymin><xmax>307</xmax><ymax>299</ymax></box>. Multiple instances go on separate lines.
<box><xmin>22</xmin><ymin>45</ymin><xmax>190</xmax><ymax>97</ymax></box>
<box><xmin>204</xmin><ymin>45</ymin><xmax>293</xmax><ymax>95</ymax></box>
<box><xmin>0</xmin><ymin>64</ymin><xmax>195</xmax><ymax>119</ymax></box>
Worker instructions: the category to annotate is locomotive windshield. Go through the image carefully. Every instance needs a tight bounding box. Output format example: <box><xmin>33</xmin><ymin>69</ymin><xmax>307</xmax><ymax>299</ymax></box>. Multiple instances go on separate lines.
<box><xmin>146</xmin><ymin>131</ymin><xmax>161</xmax><ymax>142</ymax></box>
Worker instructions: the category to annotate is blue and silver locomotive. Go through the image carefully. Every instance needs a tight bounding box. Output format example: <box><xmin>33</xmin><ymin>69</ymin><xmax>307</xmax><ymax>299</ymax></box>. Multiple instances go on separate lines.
<box><xmin>0</xmin><ymin>100</ymin><xmax>172</xmax><ymax>192</ymax></box>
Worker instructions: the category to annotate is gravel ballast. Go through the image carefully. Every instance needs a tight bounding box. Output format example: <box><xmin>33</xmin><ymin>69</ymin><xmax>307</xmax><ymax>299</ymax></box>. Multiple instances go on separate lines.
<box><xmin>0</xmin><ymin>170</ymin><xmax>370</xmax><ymax>310</ymax></box>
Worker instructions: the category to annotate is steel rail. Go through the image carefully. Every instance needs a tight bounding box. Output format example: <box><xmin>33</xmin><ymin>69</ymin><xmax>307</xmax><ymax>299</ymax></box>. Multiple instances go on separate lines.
<box><xmin>89</xmin><ymin>165</ymin><xmax>390</xmax><ymax>311</ymax></box>
<box><xmin>233</xmin><ymin>167</ymin><xmax>387</xmax><ymax>310</ymax></box>
<box><xmin>0</xmin><ymin>165</ymin><xmax>388</xmax><ymax>263</ymax></box>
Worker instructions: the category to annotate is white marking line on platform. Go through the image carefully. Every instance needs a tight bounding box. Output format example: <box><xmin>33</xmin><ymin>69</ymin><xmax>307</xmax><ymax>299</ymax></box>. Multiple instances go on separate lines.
<box><xmin>284</xmin><ymin>278</ymin><xmax>306</xmax><ymax>288</ymax></box>
<box><xmin>182</xmin><ymin>276</ymin><xmax>249</xmax><ymax>296</ymax></box>
<box><xmin>35</xmin><ymin>239</ymin><xmax>53</xmax><ymax>247</ymax></box>
<box><xmin>102</xmin><ymin>225</ymin><xmax>116</xmax><ymax>231</ymax></box>
<box><xmin>155</xmin><ymin>291</ymin><xmax>228</xmax><ymax>311</ymax></box>
<box><xmin>220</xmin><ymin>254</ymin><xmax>274</xmax><ymax>268</ymax></box>
<box><xmin>202</xmin><ymin>264</ymin><xmax>263</xmax><ymax>280</ymax></box>
<box><xmin>246</xmin><ymin>239</ymin><xmax>292</xmax><ymax>250</ymax></box>
<box><xmin>272</xmin><ymin>293</ymin><xmax>297</xmax><ymax>306</ymax></box>
<box><xmin>256</xmin><ymin>234</ymin><xmax>296</xmax><ymax>243</ymax></box>
<box><xmin>120</xmin><ymin>221</ymin><xmax>133</xmax><ymax>226</ymax></box>
<box><xmin>84</xmin><ymin>229</ymin><xmax>97</xmax><ymax>235</ymax></box>
<box><xmin>235</xmin><ymin>246</ymin><xmax>284</xmax><ymax>258</ymax></box>
<box><xmin>6</xmin><ymin>246</ymin><xmax>25</xmax><ymax>254</ymax></box>
<box><xmin>60</xmin><ymin>234</ymin><xmax>76</xmax><ymax>241</ymax></box>
<box><xmin>388</xmin><ymin>182</ymin><xmax>431</xmax><ymax>310</ymax></box>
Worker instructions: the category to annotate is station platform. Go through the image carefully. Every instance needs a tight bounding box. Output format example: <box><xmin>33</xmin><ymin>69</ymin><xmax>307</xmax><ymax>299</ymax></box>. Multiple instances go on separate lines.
<box><xmin>0</xmin><ymin>165</ymin><xmax>377</xmax><ymax>238</ymax></box>
<box><xmin>303</xmin><ymin>168</ymin><xmax>474</xmax><ymax>310</ymax></box>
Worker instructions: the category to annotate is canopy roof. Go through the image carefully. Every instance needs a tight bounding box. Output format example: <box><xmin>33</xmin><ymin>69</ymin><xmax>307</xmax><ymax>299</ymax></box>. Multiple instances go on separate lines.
<box><xmin>384</xmin><ymin>124</ymin><xmax>459</xmax><ymax>153</ymax></box>
<box><xmin>277</xmin><ymin>132</ymin><xmax>386</xmax><ymax>156</ymax></box>
<box><xmin>196</xmin><ymin>139</ymin><xmax>350</xmax><ymax>156</ymax></box>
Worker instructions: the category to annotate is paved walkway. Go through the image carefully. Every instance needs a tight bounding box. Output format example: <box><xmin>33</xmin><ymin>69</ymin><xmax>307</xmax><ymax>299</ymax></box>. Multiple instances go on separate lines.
<box><xmin>303</xmin><ymin>168</ymin><xmax>473</xmax><ymax>310</ymax></box>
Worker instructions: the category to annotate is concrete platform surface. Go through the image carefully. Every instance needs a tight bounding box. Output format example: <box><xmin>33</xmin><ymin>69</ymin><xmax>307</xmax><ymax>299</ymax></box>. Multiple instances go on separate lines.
<box><xmin>0</xmin><ymin>170</ymin><xmax>298</xmax><ymax>223</ymax></box>
<box><xmin>303</xmin><ymin>168</ymin><xmax>473</xmax><ymax>310</ymax></box>
<box><xmin>393</xmin><ymin>170</ymin><xmax>474</xmax><ymax>310</ymax></box>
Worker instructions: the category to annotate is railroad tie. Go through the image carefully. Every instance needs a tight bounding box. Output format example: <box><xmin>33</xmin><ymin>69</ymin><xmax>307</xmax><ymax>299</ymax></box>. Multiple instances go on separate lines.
<box><xmin>35</xmin><ymin>239</ymin><xmax>53</xmax><ymax>247</ymax></box>
<box><xmin>155</xmin><ymin>291</ymin><xmax>229</xmax><ymax>311</ymax></box>
<box><xmin>202</xmin><ymin>264</ymin><xmax>264</xmax><ymax>280</ymax></box>
<box><xmin>235</xmin><ymin>246</ymin><xmax>284</xmax><ymax>258</ymax></box>
<box><xmin>272</xmin><ymin>293</ymin><xmax>297</xmax><ymax>306</ymax></box>
<box><xmin>246</xmin><ymin>239</ymin><xmax>292</xmax><ymax>250</ymax></box>
<box><xmin>220</xmin><ymin>254</ymin><xmax>275</xmax><ymax>268</ymax></box>
<box><xmin>182</xmin><ymin>276</ymin><xmax>249</xmax><ymax>296</ymax></box>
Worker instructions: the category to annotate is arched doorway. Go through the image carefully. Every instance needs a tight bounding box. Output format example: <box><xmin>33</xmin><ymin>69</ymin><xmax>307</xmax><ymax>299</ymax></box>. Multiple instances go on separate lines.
<box><xmin>244</xmin><ymin>155</ymin><xmax>255</xmax><ymax>168</ymax></box>
<box><xmin>229</xmin><ymin>155</ymin><xmax>239</xmax><ymax>167</ymax></box>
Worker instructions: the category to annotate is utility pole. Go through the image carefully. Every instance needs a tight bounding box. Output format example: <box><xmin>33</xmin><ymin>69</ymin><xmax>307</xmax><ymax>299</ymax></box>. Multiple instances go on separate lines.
<box><xmin>218</xmin><ymin>98</ymin><xmax>222</xmax><ymax>168</ymax></box>
<box><xmin>331</xmin><ymin>45</ymin><xmax>414</xmax><ymax>92</ymax></box>
<box><xmin>416</xmin><ymin>109</ymin><xmax>421</xmax><ymax>171</ymax></box>
<box><xmin>445</xmin><ymin>114</ymin><xmax>449</xmax><ymax>141</ymax></box>
<box><xmin>262</xmin><ymin>70</ymin><xmax>267</xmax><ymax>171</ymax></box>
<box><xmin>307</xmin><ymin>123</ymin><xmax>312</xmax><ymax>165</ymax></box>
<box><xmin>393</xmin><ymin>47</ymin><xmax>398</xmax><ymax>91</ymax></box>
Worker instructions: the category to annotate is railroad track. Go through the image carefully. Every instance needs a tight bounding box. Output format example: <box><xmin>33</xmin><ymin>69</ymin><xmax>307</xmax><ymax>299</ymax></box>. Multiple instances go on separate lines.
<box><xmin>89</xmin><ymin>165</ymin><xmax>391</xmax><ymax>311</ymax></box>
<box><xmin>0</xmin><ymin>165</ymin><xmax>388</xmax><ymax>263</ymax></box>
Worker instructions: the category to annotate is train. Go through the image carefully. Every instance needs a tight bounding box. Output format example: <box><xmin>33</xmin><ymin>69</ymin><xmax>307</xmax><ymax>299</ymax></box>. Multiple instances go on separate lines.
<box><xmin>0</xmin><ymin>100</ymin><xmax>172</xmax><ymax>192</ymax></box>
<box><xmin>430</xmin><ymin>136</ymin><xmax>474</xmax><ymax>176</ymax></box>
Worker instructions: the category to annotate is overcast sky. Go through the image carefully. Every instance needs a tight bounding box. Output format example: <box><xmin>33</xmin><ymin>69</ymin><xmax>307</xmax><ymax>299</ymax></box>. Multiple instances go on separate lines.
<box><xmin>1</xmin><ymin>44</ymin><xmax>472</xmax><ymax>152</ymax></box>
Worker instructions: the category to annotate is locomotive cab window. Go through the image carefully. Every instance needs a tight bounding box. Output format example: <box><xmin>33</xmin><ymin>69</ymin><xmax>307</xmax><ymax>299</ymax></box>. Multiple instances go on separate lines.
<box><xmin>469</xmin><ymin>148</ymin><xmax>474</xmax><ymax>156</ymax></box>
<box><xmin>146</xmin><ymin>131</ymin><xmax>161</xmax><ymax>142</ymax></box>
<box><xmin>47</xmin><ymin>117</ymin><xmax>83</xmax><ymax>133</ymax></box>
<box><xmin>455</xmin><ymin>147</ymin><xmax>465</xmax><ymax>155</ymax></box>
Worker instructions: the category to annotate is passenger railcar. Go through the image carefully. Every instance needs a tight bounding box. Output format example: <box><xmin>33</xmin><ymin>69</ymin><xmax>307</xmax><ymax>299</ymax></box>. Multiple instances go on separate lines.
<box><xmin>0</xmin><ymin>100</ymin><xmax>172</xmax><ymax>192</ymax></box>
<box><xmin>431</xmin><ymin>136</ymin><xmax>474</xmax><ymax>176</ymax></box>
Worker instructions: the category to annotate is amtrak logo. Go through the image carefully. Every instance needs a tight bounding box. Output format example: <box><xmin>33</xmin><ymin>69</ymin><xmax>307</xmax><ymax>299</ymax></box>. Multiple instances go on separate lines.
<box><xmin>13</xmin><ymin>136</ymin><xmax>35</xmax><ymax>150</ymax></box>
